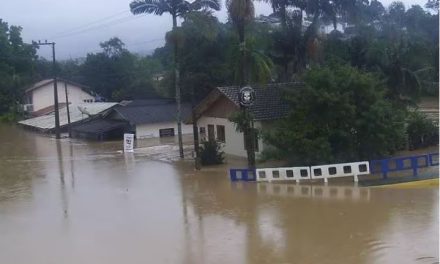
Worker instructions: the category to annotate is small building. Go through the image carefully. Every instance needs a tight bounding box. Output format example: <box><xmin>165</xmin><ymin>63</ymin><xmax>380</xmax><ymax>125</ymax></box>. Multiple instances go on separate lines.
<box><xmin>24</xmin><ymin>78</ymin><xmax>96</xmax><ymax>116</ymax></box>
<box><xmin>71</xmin><ymin>119</ymin><xmax>130</xmax><ymax>140</ymax></box>
<box><xmin>108</xmin><ymin>99</ymin><xmax>193</xmax><ymax>139</ymax></box>
<box><xmin>18</xmin><ymin>102</ymin><xmax>119</xmax><ymax>133</ymax></box>
<box><xmin>191</xmin><ymin>84</ymin><xmax>300</xmax><ymax>158</ymax></box>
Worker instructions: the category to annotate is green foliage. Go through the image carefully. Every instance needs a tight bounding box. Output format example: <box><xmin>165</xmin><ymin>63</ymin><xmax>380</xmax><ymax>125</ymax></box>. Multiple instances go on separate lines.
<box><xmin>406</xmin><ymin>111</ymin><xmax>439</xmax><ymax>150</ymax></box>
<box><xmin>200</xmin><ymin>140</ymin><xmax>224</xmax><ymax>165</ymax></box>
<box><xmin>228</xmin><ymin>110</ymin><xmax>254</xmax><ymax>132</ymax></box>
<box><xmin>264</xmin><ymin>64</ymin><xmax>407</xmax><ymax>165</ymax></box>
<box><xmin>76</xmin><ymin>37</ymin><xmax>159</xmax><ymax>101</ymax></box>
<box><xmin>0</xmin><ymin>19</ymin><xmax>38</xmax><ymax>118</ymax></box>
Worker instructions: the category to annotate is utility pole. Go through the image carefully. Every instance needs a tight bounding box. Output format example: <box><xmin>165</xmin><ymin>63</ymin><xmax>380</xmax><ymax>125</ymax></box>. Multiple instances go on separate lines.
<box><xmin>36</xmin><ymin>40</ymin><xmax>60</xmax><ymax>139</ymax></box>
<box><xmin>64</xmin><ymin>81</ymin><xmax>71</xmax><ymax>138</ymax></box>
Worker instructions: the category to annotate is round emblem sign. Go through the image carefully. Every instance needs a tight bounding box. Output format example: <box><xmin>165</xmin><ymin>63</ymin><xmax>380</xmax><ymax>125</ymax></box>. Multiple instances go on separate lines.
<box><xmin>239</xmin><ymin>86</ymin><xmax>255</xmax><ymax>107</ymax></box>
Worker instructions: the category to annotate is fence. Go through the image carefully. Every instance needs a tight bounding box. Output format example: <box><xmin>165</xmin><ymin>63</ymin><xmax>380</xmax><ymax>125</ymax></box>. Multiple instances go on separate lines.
<box><xmin>255</xmin><ymin>167</ymin><xmax>311</xmax><ymax>182</ymax></box>
<box><xmin>369</xmin><ymin>152</ymin><xmax>438</xmax><ymax>179</ymax></box>
<box><xmin>229</xmin><ymin>168</ymin><xmax>257</xmax><ymax>182</ymax></box>
<box><xmin>229</xmin><ymin>153</ymin><xmax>439</xmax><ymax>183</ymax></box>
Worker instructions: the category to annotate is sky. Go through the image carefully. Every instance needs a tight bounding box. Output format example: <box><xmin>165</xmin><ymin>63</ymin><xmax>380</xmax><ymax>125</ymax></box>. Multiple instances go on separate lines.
<box><xmin>0</xmin><ymin>0</ymin><xmax>430</xmax><ymax>60</ymax></box>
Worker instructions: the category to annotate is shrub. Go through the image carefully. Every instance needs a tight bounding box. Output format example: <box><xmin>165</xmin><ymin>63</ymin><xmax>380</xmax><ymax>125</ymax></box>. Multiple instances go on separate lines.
<box><xmin>200</xmin><ymin>140</ymin><xmax>224</xmax><ymax>165</ymax></box>
<box><xmin>407</xmin><ymin>111</ymin><xmax>439</xmax><ymax>150</ymax></box>
<box><xmin>263</xmin><ymin>64</ymin><xmax>408</xmax><ymax>165</ymax></box>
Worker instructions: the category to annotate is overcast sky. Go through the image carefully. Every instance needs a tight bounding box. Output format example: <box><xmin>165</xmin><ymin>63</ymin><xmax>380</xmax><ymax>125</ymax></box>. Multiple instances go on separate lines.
<box><xmin>0</xmin><ymin>0</ymin><xmax>429</xmax><ymax>60</ymax></box>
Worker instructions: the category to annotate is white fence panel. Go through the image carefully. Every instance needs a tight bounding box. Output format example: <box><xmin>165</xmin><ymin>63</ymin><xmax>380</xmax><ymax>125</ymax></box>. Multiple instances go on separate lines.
<box><xmin>256</xmin><ymin>167</ymin><xmax>311</xmax><ymax>182</ymax></box>
<box><xmin>311</xmin><ymin>161</ymin><xmax>370</xmax><ymax>183</ymax></box>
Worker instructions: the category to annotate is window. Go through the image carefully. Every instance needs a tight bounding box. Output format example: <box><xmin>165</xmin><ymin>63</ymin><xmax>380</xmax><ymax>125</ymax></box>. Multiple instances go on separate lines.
<box><xmin>328</xmin><ymin>167</ymin><xmax>337</xmax><ymax>175</ymax></box>
<box><xmin>199</xmin><ymin>127</ymin><xmax>206</xmax><ymax>141</ymax></box>
<box><xmin>243</xmin><ymin>129</ymin><xmax>259</xmax><ymax>152</ymax></box>
<box><xmin>343</xmin><ymin>166</ymin><xmax>352</xmax><ymax>174</ymax></box>
<box><xmin>286</xmin><ymin>170</ymin><xmax>294</xmax><ymax>178</ymax></box>
<box><xmin>159</xmin><ymin>128</ymin><xmax>175</xmax><ymax>137</ymax></box>
<box><xmin>208</xmin><ymin>125</ymin><xmax>215</xmax><ymax>142</ymax></box>
<box><xmin>216</xmin><ymin>125</ymin><xmax>225</xmax><ymax>142</ymax></box>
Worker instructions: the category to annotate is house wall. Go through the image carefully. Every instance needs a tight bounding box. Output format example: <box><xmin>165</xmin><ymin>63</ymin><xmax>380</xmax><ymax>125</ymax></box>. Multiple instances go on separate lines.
<box><xmin>29</xmin><ymin>81</ymin><xmax>95</xmax><ymax>112</ymax></box>
<box><xmin>136</xmin><ymin>121</ymin><xmax>193</xmax><ymax>139</ymax></box>
<box><xmin>197</xmin><ymin>116</ymin><xmax>265</xmax><ymax>158</ymax></box>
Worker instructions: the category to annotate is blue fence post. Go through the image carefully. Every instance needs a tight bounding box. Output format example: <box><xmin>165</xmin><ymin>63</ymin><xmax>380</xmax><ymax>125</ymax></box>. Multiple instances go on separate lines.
<box><xmin>381</xmin><ymin>159</ymin><xmax>389</xmax><ymax>179</ymax></box>
<box><xmin>411</xmin><ymin>157</ymin><xmax>418</xmax><ymax>177</ymax></box>
<box><xmin>229</xmin><ymin>168</ymin><xmax>257</xmax><ymax>182</ymax></box>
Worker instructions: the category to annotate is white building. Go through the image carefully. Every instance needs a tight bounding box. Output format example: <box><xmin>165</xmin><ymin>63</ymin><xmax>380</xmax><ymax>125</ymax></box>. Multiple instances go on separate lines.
<box><xmin>24</xmin><ymin>79</ymin><xmax>96</xmax><ymax>116</ymax></box>
<box><xmin>108</xmin><ymin>99</ymin><xmax>193</xmax><ymax>139</ymax></box>
<box><xmin>191</xmin><ymin>84</ymin><xmax>301</xmax><ymax>158</ymax></box>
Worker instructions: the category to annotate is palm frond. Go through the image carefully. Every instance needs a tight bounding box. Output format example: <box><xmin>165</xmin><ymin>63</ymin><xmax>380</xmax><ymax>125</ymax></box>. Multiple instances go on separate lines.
<box><xmin>191</xmin><ymin>0</ymin><xmax>221</xmax><ymax>11</ymax></box>
<box><xmin>130</xmin><ymin>0</ymin><xmax>169</xmax><ymax>15</ymax></box>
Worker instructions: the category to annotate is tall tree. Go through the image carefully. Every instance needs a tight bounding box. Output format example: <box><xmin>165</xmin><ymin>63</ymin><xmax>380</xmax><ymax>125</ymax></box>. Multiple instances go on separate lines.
<box><xmin>130</xmin><ymin>0</ymin><xmax>220</xmax><ymax>159</ymax></box>
<box><xmin>227</xmin><ymin>0</ymin><xmax>257</xmax><ymax>168</ymax></box>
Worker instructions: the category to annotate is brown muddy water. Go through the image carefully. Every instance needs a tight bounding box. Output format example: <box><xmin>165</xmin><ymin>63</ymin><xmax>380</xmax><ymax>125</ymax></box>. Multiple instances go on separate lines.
<box><xmin>0</xmin><ymin>124</ymin><xmax>438</xmax><ymax>264</ymax></box>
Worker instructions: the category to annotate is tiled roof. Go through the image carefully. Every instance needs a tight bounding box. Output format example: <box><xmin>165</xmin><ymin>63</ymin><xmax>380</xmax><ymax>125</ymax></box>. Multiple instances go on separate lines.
<box><xmin>114</xmin><ymin>100</ymin><xmax>192</xmax><ymax>124</ymax></box>
<box><xmin>216</xmin><ymin>83</ymin><xmax>303</xmax><ymax>121</ymax></box>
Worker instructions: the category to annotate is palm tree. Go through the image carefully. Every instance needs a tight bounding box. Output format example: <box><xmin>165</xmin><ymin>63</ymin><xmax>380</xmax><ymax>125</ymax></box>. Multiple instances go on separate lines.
<box><xmin>130</xmin><ymin>0</ymin><xmax>220</xmax><ymax>158</ymax></box>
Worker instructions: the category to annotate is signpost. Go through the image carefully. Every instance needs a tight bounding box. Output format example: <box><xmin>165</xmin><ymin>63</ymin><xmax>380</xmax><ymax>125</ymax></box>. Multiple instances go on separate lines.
<box><xmin>124</xmin><ymin>133</ymin><xmax>134</xmax><ymax>153</ymax></box>
<box><xmin>239</xmin><ymin>86</ymin><xmax>256</xmax><ymax>107</ymax></box>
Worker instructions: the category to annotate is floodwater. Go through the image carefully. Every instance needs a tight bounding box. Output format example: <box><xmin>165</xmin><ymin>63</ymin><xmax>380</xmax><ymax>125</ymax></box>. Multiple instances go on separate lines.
<box><xmin>0</xmin><ymin>124</ymin><xmax>438</xmax><ymax>264</ymax></box>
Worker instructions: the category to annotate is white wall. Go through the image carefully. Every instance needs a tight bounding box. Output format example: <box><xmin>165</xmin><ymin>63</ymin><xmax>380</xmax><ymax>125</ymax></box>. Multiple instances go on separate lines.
<box><xmin>197</xmin><ymin>116</ymin><xmax>264</xmax><ymax>158</ymax></box>
<box><xmin>136</xmin><ymin>121</ymin><xmax>193</xmax><ymax>139</ymax></box>
<box><xmin>30</xmin><ymin>81</ymin><xmax>95</xmax><ymax>112</ymax></box>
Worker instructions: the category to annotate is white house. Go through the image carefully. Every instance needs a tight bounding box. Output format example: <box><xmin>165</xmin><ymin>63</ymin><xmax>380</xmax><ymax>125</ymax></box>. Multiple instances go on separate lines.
<box><xmin>191</xmin><ymin>84</ymin><xmax>301</xmax><ymax>158</ymax></box>
<box><xmin>24</xmin><ymin>79</ymin><xmax>96</xmax><ymax>116</ymax></box>
<box><xmin>108</xmin><ymin>99</ymin><xmax>193</xmax><ymax>139</ymax></box>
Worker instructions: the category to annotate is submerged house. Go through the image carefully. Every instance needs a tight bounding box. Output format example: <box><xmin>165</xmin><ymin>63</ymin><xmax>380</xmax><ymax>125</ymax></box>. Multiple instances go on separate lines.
<box><xmin>18</xmin><ymin>102</ymin><xmax>119</xmax><ymax>133</ymax></box>
<box><xmin>109</xmin><ymin>99</ymin><xmax>193</xmax><ymax>139</ymax></box>
<box><xmin>191</xmin><ymin>84</ymin><xmax>300</xmax><ymax>157</ymax></box>
<box><xmin>23</xmin><ymin>78</ymin><xmax>97</xmax><ymax>116</ymax></box>
<box><xmin>71</xmin><ymin>99</ymin><xmax>193</xmax><ymax>140</ymax></box>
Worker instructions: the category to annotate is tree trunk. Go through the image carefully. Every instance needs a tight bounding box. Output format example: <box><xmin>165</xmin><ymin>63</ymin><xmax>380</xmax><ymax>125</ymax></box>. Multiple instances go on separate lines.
<box><xmin>238</xmin><ymin>22</ymin><xmax>256</xmax><ymax>170</ymax></box>
<box><xmin>173</xmin><ymin>14</ymin><xmax>184</xmax><ymax>159</ymax></box>
<box><xmin>191</xmin><ymin>85</ymin><xmax>201</xmax><ymax>170</ymax></box>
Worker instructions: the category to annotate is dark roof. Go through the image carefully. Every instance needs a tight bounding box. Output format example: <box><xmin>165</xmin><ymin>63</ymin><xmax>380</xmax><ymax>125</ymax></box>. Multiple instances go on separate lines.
<box><xmin>113</xmin><ymin>101</ymin><xmax>192</xmax><ymax>124</ymax></box>
<box><xmin>215</xmin><ymin>83</ymin><xmax>302</xmax><ymax>121</ymax></box>
<box><xmin>119</xmin><ymin>99</ymin><xmax>175</xmax><ymax>107</ymax></box>
<box><xmin>72</xmin><ymin>119</ymin><xmax>128</xmax><ymax>134</ymax></box>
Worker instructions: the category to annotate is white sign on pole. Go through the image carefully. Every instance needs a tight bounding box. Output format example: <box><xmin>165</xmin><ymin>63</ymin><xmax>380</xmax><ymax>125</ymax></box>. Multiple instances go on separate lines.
<box><xmin>124</xmin><ymin>133</ymin><xmax>134</xmax><ymax>152</ymax></box>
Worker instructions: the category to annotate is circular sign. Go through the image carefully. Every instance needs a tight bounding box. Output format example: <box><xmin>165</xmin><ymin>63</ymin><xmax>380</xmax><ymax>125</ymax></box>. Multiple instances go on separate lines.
<box><xmin>239</xmin><ymin>86</ymin><xmax>256</xmax><ymax>107</ymax></box>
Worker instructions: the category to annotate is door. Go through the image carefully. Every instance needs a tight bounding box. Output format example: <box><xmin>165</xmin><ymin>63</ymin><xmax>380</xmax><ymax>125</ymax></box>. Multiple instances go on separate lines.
<box><xmin>208</xmin><ymin>124</ymin><xmax>215</xmax><ymax>142</ymax></box>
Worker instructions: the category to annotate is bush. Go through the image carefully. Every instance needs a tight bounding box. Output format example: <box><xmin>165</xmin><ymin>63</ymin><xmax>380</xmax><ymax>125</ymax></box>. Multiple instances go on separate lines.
<box><xmin>407</xmin><ymin>112</ymin><xmax>439</xmax><ymax>150</ymax></box>
<box><xmin>263</xmin><ymin>64</ymin><xmax>407</xmax><ymax>165</ymax></box>
<box><xmin>200</xmin><ymin>140</ymin><xmax>224</xmax><ymax>165</ymax></box>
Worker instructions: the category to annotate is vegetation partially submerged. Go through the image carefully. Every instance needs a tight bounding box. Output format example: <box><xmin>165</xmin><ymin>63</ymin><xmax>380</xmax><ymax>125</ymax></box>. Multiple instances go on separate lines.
<box><xmin>0</xmin><ymin>0</ymin><xmax>438</xmax><ymax>162</ymax></box>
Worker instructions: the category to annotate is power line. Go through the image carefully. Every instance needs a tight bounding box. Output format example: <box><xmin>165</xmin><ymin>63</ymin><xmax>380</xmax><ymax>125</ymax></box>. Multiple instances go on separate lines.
<box><xmin>50</xmin><ymin>10</ymin><xmax>129</xmax><ymax>38</ymax></box>
<box><xmin>53</xmin><ymin>14</ymin><xmax>148</xmax><ymax>40</ymax></box>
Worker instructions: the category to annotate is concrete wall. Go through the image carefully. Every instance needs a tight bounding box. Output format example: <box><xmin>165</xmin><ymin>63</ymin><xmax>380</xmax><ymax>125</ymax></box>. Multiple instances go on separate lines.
<box><xmin>136</xmin><ymin>121</ymin><xmax>193</xmax><ymax>139</ymax></box>
<box><xmin>197</xmin><ymin>116</ymin><xmax>264</xmax><ymax>158</ymax></box>
<box><xmin>30</xmin><ymin>81</ymin><xmax>95</xmax><ymax>112</ymax></box>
